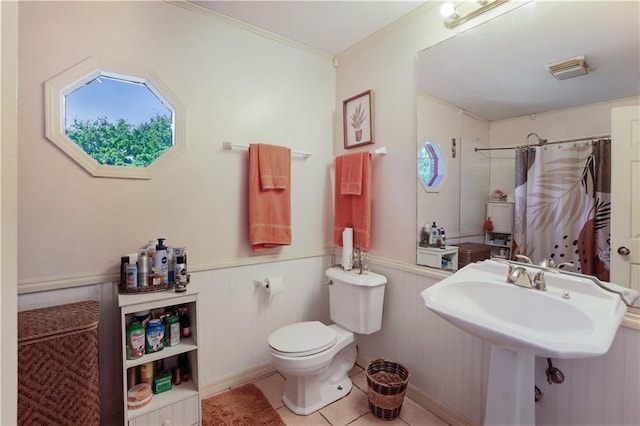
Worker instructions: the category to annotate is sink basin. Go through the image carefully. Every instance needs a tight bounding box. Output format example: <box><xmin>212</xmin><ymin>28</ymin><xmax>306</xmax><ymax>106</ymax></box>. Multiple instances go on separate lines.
<box><xmin>421</xmin><ymin>260</ymin><xmax>626</xmax><ymax>358</ymax></box>
<box><xmin>421</xmin><ymin>259</ymin><xmax>627</xmax><ymax>425</ymax></box>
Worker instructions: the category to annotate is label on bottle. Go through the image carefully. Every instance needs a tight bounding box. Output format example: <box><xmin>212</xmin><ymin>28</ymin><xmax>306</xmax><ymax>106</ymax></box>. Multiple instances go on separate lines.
<box><xmin>145</xmin><ymin>319</ymin><xmax>164</xmax><ymax>353</ymax></box>
<box><xmin>127</xmin><ymin>322</ymin><xmax>145</xmax><ymax>359</ymax></box>
<box><xmin>126</xmin><ymin>264</ymin><xmax>138</xmax><ymax>288</ymax></box>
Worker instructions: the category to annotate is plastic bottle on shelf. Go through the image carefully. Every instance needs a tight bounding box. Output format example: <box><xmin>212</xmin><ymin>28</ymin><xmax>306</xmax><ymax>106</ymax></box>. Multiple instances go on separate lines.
<box><xmin>153</xmin><ymin>238</ymin><xmax>169</xmax><ymax>284</ymax></box>
<box><xmin>145</xmin><ymin>240</ymin><xmax>156</xmax><ymax>271</ymax></box>
<box><xmin>440</xmin><ymin>228</ymin><xmax>447</xmax><ymax>249</ymax></box>
<box><xmin>179</xmin><ymin>308</ymin><xmax>191</xmax><ymax>338</ymax></box>
<box><xmin>429</xmin><ymin>222</ymin><xmax>438</xmax><ymax>246</ymax></box>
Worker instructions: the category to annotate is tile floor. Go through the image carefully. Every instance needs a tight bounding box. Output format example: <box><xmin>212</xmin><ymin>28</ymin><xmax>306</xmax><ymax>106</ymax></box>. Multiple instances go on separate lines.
<box><xmin>252</xmin><ymin>365</ymin><xmax>450</xmax><ymax>426</ymax></box>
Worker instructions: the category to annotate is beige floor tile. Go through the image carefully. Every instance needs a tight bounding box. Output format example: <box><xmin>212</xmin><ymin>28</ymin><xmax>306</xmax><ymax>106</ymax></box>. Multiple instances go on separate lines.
<box><xmin>351</xmin><ymin>369</ymin><xmax>369</xmax><ymax>393</ymax></box>
<box><xmin>277</xmin><ymin>407</ymin><xmax>332</xmax><ymax>425</ymax></box>
<box><xmin>399</xmin><ymin>397</ymin><xmax>449</xmax><ymax>426</ymax></box>
<box><xmin>253</xmin><ymin>373</ymin><xmax>286</xmax><ymax>409</ymax></box>
<box><xmin>349</xmin><ymin>364</ymin><xmax>364</xmax><ymax>377</ymax></box>
<box><xmin>349</xmin><ymin>412</ymin><xmax>409</xmax><ymax>425</ymax></box>
<box><xmin>319</xmin><ymin>386</ymin><xmax>370</xmax><ymax>426</ymax></box>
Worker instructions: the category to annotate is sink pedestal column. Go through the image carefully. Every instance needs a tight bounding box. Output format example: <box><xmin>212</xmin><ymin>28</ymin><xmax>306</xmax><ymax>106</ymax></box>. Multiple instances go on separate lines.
<box><xmin>485</xmin><ymin>345</ymin><xmax>535</xmax><ymax>426</ymax></box>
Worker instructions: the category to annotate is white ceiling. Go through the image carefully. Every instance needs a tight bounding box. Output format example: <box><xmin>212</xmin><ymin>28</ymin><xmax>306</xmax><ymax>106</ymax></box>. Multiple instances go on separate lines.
<box><xmin>416</xmin><ymin>1</ymin><xmax>640</xmax><ymax>121</ymax></box>
<box><xmin>191</xmin><ymin>1</ymin><xmax>639</xmax><ymax>122</ymax></box>
<box><xmin>192</xmin><ymin>1</ymin><xmax>426</xmax><ymax>56</ymax></box>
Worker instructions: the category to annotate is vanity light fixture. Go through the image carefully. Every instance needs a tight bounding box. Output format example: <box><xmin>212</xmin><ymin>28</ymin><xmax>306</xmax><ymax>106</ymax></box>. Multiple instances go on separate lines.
<box><xmin>441</xmin><ymin>0</ymin><xmax>510</xmax><ymax>29</ymax></box>
<box><xmin>546</xmin><ymin>55</ymin><xmax>592</xmax><ymax>80</ymax></box>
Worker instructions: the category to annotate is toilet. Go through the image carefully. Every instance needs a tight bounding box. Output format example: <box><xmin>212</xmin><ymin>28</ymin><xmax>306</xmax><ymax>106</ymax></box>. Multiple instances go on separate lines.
<box><xmin>267</xmin><ymin>267</ymin><xmax>387</xmax><ymax>415</ymax></box>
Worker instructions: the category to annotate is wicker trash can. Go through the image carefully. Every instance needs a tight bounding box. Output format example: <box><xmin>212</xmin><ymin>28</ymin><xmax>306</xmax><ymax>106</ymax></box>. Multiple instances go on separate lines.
<box><xmin>366</xmin><ymin>359</ymin><xmax>410</xmax><ymax>420</ymax></box>
<box><xmin>18</xmin><ymin>300</ymin><xmax>100</xmax><ymax>426</ymax></box>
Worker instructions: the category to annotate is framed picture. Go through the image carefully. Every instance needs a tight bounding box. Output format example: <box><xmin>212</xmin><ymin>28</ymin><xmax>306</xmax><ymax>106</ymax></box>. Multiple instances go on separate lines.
<box><xmin>343</xmin><ymin>90</ymin><xmax>374</xmax><ymax>149</ymax></box>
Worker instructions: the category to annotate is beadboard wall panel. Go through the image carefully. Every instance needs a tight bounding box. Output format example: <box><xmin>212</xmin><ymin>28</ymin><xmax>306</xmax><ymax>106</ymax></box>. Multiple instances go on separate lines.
<box><xmin>18</xmin><ymin>258</ymin><xmax>640</xmax><ymax>425</ymax></box>
<box><xmin>359</xmin><ymin>263</ymin><xmax>640</xmax><ymax>426</ymax></box>
<box><xmin>17</xmin><ymin>256</ymin><xmax>330</xmax><ymax>423</ymax></box>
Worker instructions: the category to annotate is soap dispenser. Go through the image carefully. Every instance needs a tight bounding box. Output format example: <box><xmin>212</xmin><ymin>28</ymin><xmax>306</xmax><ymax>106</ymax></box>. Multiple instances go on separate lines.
<box><xmin>429</xmin><ymin>222</ymin><xmax>438</xmax><ymax>246</ymax></box>
<box><xmin>153</xmin><ymin>238</ymin><xmax>169</xmax><ymax>284</ymax></box>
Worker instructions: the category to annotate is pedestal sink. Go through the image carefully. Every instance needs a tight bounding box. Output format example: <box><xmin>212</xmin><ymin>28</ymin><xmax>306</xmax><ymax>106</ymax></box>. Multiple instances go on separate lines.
<box><xmin>421</xmin><ymin>260</ymin><xmax>626</xmax><ymax>425</ymax></box>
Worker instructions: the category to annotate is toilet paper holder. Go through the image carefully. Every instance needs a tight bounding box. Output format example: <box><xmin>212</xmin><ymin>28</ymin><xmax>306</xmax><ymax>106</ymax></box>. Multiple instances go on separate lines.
<box><xmin>254</xmin><ymin>279</ymin><xmax>270</xmax><ymax>289</ymax></box>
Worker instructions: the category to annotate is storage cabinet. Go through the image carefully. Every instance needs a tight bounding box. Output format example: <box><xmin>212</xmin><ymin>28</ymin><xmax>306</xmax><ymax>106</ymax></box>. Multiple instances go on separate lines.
<box><xmin>119</xmin><ymin>289</ymin><xmax>200</xmax><ymax>426</ymax></box>
<box><xmin>417</xmin><ymin>245</ymin><xmax>459</xmax><ymax>271</ymax></box>
<box><xmin>484</xmin><ymin>202</ymin><xmax>514</xmax><ymax>259</ymax></box>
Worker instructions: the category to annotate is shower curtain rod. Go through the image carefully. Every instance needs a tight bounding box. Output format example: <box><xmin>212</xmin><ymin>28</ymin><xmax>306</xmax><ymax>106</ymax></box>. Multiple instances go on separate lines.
<box><xmin>474</xmin><ymin>134</ymin><xmax>610</xmax><ymax>152</ymax></box>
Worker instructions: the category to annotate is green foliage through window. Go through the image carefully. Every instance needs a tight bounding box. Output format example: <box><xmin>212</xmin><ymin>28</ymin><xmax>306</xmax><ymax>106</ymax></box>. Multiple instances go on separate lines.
<box><xmin>418</xmin><ymin>141</ymin><xmax>445</xmax><ymax>189</ymax></box>
<box><xmin>66</xmin><ymin>114</ymin><xmax>172</xmax><ymax>167</ymax></box>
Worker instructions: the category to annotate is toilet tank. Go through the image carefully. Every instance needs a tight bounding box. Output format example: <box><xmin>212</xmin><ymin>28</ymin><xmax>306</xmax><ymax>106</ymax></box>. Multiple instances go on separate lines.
<box><xmin>325</xmin><ymin>268</ymin><xmax>387</xmax><ymax>334</ymax></box>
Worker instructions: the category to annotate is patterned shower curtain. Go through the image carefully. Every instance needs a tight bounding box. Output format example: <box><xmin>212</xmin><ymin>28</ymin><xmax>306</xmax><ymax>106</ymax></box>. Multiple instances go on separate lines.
<box><xmin>512</xmin><ymin>139</ymin><xmax>611</xmax><ymax>281</ymax></box>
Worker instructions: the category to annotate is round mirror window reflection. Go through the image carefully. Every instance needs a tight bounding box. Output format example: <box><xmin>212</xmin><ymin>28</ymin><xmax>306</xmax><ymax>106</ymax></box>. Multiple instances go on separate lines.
<box><xmin>418</xmin><ymin>141</ymin><xmax>445</xmax><ymax>191</ymax></box>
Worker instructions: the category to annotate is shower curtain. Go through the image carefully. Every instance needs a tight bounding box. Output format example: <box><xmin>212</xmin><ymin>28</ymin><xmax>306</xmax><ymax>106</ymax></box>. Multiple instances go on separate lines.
<box><xmin>512</xmin><ymin>139</ymin><xmax>611</xmax><ymax>281</ymax></box>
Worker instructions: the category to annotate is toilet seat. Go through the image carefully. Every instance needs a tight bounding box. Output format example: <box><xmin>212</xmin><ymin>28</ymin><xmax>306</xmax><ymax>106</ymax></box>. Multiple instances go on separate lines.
<box><xmin>268</xmin><ymin>321</ymin><xmax>337</xmax><ymax>357</ymax></box>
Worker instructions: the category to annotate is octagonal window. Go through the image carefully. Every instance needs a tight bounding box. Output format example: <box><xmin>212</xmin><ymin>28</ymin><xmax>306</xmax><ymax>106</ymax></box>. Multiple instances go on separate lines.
<box><xmin>418</xmin><ymin>141</ymin><xmax>446</xmax><ymax>191</ymax></box>
<box><xmin>45</xmin><ymin>57</ymin><xmax>185</xmax><ymax>179</ymax></box>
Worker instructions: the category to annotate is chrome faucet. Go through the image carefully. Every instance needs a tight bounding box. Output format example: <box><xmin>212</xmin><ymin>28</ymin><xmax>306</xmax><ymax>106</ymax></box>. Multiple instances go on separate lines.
<box><xmin>539</xmin><ymin>258</ymin><xmax>574</xmax><ymax>269</ymax></box>
<box><xmin>532</xmin><ymin>269</ymin><xmax>554</xmax><ymax>291</ymax></box>
<box><xmin>502</xmin><ymin>259</ymin><xmax>549</xmax><ymax>291</ymax></box>
<box><xmin>506</xmin><ymin>264</ymin><xmax>534</xmax><ymax>288</ymax></box>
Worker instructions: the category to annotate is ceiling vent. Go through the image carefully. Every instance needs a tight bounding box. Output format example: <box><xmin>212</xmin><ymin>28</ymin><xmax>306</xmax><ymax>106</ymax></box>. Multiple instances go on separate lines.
<box><xmin>546</xmin><ymin>55</ymin><xmax>592</xmax><ymax>80</ymax></box>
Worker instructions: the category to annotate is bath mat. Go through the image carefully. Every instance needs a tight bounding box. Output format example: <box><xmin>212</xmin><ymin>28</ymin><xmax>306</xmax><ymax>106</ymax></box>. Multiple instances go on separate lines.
<box><xmin>201</xmin><ymin>383</ymin><xmax>286</xmax><ymax>426</ymax></box>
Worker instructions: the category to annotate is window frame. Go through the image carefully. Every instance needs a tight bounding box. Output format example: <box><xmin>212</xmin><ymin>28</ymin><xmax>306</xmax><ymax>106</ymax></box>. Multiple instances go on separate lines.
<box><xmin>45</xmin><ymin>57</ymin><xmax>186</xmax><ymax>179</ymax></box>
<box><xmin>418</xmin><ymin>140</ymin><xmax>447</xmax><ymax>192</ymax></box>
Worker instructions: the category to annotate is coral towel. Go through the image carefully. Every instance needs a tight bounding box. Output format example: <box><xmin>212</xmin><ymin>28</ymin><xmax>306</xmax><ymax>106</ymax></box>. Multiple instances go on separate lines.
<box><xmin>334</xmin><ymin>152</ymin><xmax>371</xmax><ymax>251</ymax></box>
<box><xmin>249</xmin><ymin>144</ymin><xmax>292</xmax><ymax>252</ymax></box>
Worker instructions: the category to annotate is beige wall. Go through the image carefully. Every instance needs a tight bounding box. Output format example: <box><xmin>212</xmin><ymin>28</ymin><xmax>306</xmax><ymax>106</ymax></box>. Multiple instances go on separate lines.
<box><xmin>18</xmin><ymin>1</ymin><xmax>335</xmax><ymax>289</ymax></box>
<box><xmin>1</xmin><ymin>0</ymin><xmax>19</xmax><ymax>423</ymax></box>
<box><xmin>334</xmin><ymin>2</ymin><xmax>522</xmax><ymax>264</ymax></box>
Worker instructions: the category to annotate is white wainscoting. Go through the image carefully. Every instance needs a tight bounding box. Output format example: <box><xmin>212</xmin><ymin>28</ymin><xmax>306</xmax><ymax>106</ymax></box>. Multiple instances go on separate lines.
<box><xmin>359</xmin><ymin>262</ymin><xmax>640</xmax><ymax>426</ymax></box>
<box><xmin>18</xmin><ymin>256</ymin><xmax>639</xmax><ymax>425</ymax></box>
<box><xmin>17</xmin><ymin>255</ymin><xmax>332</xmax><ymax>423</ymax></box>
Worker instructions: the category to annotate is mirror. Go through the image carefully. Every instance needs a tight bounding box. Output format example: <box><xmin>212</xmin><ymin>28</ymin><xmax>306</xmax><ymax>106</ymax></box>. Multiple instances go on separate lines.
<box><xmin>415</xmin><ymin>1</ymin><xmax>639</xmax><ymax>296</ymax></box>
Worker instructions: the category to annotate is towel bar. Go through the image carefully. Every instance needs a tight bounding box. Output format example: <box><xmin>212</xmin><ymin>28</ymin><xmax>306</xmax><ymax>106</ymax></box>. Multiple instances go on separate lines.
<box><xmin>222</xmin><ymin>141</ymin><xmax>312</xmax><ymax>158</ymax></box>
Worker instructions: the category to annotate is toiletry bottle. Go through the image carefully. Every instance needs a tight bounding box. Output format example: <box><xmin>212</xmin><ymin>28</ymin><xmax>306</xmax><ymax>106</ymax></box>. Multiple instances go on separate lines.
<box><xmin>120</xmin><ymin>256</ymin><xmax>130</xmax><ymax>287</ymax></box>
<box><xmin>153</xmin><ymin>238</ymin><xmax>169</xmax><ymax>284</ymax></box>
<box><xmin>175</xmin><ymin>255</ymin><xmax>187</xmax><ymax>288</ymax></box>
<box><xmin>126</xmin><ymin>262</ymin><xmax>138</xmax><ymax>289</ymax></box>
<box><xmin>138</xmin><ymin>251</ymin><xmax>149</xmax><ymax>287</ymax></box>
<box><xmin>430</xmin><ymin>222</ymin><xmax>438</xmax><ymax>246</ymax></box>
<box><xmin>421</xmin><ymin>225</ymin><xmax>429</xmax><ymax>246</ymax></box>
<box><xmin>440</xmin><ymin>228</ymin><xmax>447</xmax><ymax>249</ymax></box>
<box><xmin>145</xmin><ymin>240</ymin><xmax>156</xmax><ymax>271</ymax></box>
<box><xmin>166</xmin><ymin>246</ymin><xmax>174</xmax><ymax>283</ymax></box>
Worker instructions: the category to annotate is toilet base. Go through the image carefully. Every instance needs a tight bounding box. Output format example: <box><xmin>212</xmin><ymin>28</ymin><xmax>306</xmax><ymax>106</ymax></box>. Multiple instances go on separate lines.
<box><xmin>280</xmin><ymin>341</ymin><xmax>357</xmax><ymax>415</ymax></box>
<box><xmin>283</xmin><ymin>375</ymin><xmax>353</xmax><ymax>415</ymax></box>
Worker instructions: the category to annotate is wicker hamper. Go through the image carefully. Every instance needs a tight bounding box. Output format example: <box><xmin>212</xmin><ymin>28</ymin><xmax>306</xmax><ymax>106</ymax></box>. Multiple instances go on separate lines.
<box><xmin>453</xmin><ymin>242</ymin><xmax>492</xmax><ymax>269</ymax></box>
<box><xmin>366</xmin><ymin>359</ymin><xmax>410</xmax><ymax>421</ymax></box>
<box><xmin>18</xmin><ymin>300</ymin><xmax>100</xmax><ymax>426</ymax></box>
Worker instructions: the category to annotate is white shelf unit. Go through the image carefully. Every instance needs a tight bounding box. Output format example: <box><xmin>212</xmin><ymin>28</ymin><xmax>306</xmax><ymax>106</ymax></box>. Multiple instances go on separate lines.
<box><xmin>118</xmin><ymin>288</ymin><xmax>200</xmax><ymax>426</ymax></box>
<box><xmin>484</xmin><ymin>201</ymin><xmax>514</xmax><ymax>260</ymax></box>
<box><xmin>417</xmin><ymin>245</ymin><xmax>459</xmax><ymax>271</ymax></box>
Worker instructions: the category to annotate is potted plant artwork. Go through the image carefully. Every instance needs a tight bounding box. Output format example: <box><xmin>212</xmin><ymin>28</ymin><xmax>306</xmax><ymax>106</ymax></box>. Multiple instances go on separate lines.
<box><xmin>343</xmin><ymin>90</ymin><xmax>374</xmax><ymax>149</ymax></box>
<box><xmin>351</xmin><ymin>103</ymin><xmax>366</xmax><ymax>142</ymax></box>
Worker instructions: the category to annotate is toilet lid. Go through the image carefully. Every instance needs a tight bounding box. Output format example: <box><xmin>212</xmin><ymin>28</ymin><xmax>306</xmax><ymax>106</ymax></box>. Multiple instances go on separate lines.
<box><xmin>268</xmin><ymin>321</ymin><xmax>337</xmax><ymax>357</ymax></box>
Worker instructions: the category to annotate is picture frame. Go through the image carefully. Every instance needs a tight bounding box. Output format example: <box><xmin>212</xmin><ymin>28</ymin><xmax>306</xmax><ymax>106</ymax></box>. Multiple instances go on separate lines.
<box><xmin>343</xmin><ymin>90</ymin><xmax>374</xmax><ymax>149</ymax></box>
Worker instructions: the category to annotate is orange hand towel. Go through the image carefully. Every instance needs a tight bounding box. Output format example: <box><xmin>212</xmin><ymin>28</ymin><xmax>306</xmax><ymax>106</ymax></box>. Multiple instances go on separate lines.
<box><xmin>340</xmin><ymin>152</ymin><xmax>364</xmax><ymax>195</ymax></box>
<box><xmin>259</xmin><ymin>143</ymin><xmax>290</xmax><ymax>190</ymax></box>
<box><xmin>249</xmin><ymin>144</ymin><xmax>292</xmax><ymax>252</ymax></box>
<box><xmin>334</xmin><ymin>152</ymin><xmax>371</xmax><ymax>251</ymax></box>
